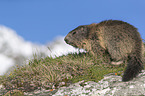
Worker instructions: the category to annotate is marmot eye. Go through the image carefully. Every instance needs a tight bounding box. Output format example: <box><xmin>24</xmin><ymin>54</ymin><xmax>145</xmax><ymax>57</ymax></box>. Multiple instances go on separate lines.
<box><xmin>72</xmin><ymin>31</ymin><xmax>76</xmax><ymax>35</ymax></box>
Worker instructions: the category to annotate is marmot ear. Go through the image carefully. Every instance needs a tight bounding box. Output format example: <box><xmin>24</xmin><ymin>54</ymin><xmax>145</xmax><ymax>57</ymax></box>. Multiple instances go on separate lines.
<box><xmin>87</xmin><ymin>23</ymin><xmax>97</xmax><ymax>39</ymax></box>
<box><xmin>81</xmin><ymin>27</ymin><xmax>84</xmax><ymax>31</ymax></box>
<box><xmin>82</xmin><ymin>26</ymin><xmax>90</xmax><ymax>37</ymax></box>
<box><xmin>80</xmin><ymin>26</ymin><xmax>87</xmax><ymax>32</ymax></box>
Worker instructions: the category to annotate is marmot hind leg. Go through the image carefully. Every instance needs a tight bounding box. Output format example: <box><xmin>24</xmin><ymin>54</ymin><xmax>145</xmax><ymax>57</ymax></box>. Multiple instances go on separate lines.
<box><xmin>107</xmin><ymin>44</ymin><xmax>127</xmax><ymax>65</ymax></box>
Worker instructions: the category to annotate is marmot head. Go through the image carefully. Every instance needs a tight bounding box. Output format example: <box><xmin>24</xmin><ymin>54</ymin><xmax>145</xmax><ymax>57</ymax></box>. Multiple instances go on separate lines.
<box><xmin>64</xmin><ymin>25</ymin><xmax>89</xmax><ymax>49</ymax></box>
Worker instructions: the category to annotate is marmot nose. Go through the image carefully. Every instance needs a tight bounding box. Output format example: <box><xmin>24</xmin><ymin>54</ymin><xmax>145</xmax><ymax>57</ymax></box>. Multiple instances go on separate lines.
<box><xmin>64</xmin><ymin>37</ymin><xmax>68</xmax><ymax>43</ymax></box>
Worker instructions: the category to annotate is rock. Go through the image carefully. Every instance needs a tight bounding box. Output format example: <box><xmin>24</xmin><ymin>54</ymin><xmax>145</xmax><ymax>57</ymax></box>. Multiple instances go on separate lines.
<box><xmin>53</xmin><ymin>70</ymin><xmax>145</xmax><ymax>96</ymax></box>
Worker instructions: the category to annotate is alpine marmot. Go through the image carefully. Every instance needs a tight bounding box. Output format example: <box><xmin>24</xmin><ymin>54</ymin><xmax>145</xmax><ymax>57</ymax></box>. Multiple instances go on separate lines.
<box><xmin>64</xmin><ymin>20</ymin><xmax>144</xmax><ymax>81</ymax></box>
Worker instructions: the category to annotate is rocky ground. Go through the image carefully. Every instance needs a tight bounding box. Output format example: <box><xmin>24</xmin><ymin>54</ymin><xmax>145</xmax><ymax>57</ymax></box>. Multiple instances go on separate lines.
<box><xmin>53</xmin><ymin>70</ymin><xmax>145</xmax><ymax>96</ymax></box>
<box><xmin>0</xmin><ymin>70</ymin><xmax>145</xmax><ymax>96</ymax></box>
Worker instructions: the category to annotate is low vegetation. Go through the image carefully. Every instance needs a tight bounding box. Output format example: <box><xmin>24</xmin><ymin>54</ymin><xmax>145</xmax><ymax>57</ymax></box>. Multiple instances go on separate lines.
<box><xmin>0</xmin><ymin>44</ymin><xmax>145</xmax><ymax>95</ymax></box>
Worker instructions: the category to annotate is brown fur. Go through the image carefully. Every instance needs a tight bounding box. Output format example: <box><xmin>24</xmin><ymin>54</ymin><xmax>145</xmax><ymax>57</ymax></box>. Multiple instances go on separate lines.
<box><xmin>64</xmin><ymin>20</ymin><xmax>144</xmax><ymax>81</ymax></box>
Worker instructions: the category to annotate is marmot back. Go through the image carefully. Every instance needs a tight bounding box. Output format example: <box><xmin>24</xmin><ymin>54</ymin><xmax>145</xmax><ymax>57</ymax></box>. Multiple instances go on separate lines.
<box><xmin>64</xmin><ymin>20</ymin><xmax>144</xmax><ymax>81</ymax></box>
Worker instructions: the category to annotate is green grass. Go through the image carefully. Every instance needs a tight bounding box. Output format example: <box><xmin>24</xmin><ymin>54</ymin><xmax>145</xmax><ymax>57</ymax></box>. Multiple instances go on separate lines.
<box><xmin>0</xmin><ymin>48</ymin><xmax>145</xmax><ymax>94</ymax></box>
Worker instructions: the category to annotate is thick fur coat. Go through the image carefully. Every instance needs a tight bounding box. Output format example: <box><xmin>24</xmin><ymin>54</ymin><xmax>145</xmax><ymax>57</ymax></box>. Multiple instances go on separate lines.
<box><xmin>65</xmin><ymin>20</ymin><xmax>144</xmax><ymax>81</ymax></box>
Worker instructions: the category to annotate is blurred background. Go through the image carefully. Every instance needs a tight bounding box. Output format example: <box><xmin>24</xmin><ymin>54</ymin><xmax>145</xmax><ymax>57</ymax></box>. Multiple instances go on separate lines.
<box><xmin>0</xmin><ymin>0</ymin><xmax>145</xmax><ymax>75</ymax></box>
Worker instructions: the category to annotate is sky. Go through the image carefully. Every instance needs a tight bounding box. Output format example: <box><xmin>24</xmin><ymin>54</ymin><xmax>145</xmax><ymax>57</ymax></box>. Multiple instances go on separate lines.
<box><xmin>0</xmin><ymin>0</ymin><xmax>145</xmax><ymax>44</ymax></box>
